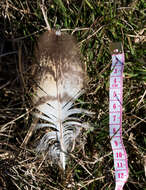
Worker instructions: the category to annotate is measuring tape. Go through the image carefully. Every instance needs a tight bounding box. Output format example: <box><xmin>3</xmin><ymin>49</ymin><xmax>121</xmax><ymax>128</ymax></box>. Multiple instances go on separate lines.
<box><xmin>109</xmin><ymin>42</ymin><xmax>129</xmax><ymax>190</ymax></box>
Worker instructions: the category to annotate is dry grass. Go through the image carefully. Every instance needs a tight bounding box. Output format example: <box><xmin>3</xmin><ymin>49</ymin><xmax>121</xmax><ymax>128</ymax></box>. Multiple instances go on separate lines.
<box><xmin>0</xmin><ymin>0</ymin><xmax>146</xmax><ymax>189</ymax></box>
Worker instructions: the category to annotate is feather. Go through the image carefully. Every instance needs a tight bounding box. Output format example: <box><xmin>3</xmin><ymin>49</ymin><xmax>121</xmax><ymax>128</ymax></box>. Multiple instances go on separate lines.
<box><xmin>32</xmin><ymin>30</ymin><xmax>89</xmax><ymax>170</ymax></box>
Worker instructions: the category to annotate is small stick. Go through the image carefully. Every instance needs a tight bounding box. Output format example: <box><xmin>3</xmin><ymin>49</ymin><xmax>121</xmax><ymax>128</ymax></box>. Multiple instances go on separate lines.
<box><xmin>18</xmin><ymin>43</ymin><xmax>25</xmax><ymax>94</ymax></box>
<box><xmin>21</xmin><ymin>117</ymin><xmax>39</xmax><ymax>147</ymax></box>
<box><xmin>40</xmin><ymin>0</ymin><xmax>51</xmax><ymax>31</ymax></box>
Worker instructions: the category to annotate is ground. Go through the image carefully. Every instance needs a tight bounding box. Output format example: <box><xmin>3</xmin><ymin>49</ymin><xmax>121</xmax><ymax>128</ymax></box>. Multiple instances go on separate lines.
<box><xmin>0</xmin><ymin>0</ymin><xmax>145</xmax><ymax>190</ymax></box>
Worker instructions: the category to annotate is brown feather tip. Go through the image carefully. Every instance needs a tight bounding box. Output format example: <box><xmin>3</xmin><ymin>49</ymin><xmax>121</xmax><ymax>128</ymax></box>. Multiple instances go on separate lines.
<box><xmin>32</xmin><ymin>30</ymin><xmax>86</xmax><ymax>104</ymax></box>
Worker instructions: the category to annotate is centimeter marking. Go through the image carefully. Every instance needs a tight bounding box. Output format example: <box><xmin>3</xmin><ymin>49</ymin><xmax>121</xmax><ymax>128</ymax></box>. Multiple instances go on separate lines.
<box><xmin>109</xmin><ymin>44</ymin><xmax>129</xmax><ymax>190</ymax></box>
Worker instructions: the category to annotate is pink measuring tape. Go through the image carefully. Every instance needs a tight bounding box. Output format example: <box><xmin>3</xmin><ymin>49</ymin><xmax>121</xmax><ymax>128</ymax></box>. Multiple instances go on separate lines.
<box><xmin>109</xmin><ymin>43</ymin><xmax>129</xmax><ymax>190</ymax></box>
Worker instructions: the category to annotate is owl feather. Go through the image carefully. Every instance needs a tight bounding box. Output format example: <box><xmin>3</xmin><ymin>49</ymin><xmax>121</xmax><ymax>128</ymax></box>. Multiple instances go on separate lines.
<box><xmin>32</xmin><ymin>30</ymin><xmax>90</xmax><ymax>170</ymax></box>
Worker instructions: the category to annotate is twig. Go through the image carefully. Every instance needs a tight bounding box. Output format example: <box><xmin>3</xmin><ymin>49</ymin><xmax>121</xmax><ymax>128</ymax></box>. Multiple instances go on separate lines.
<box><xmin>21</xmin><ymin>117</ymin><xmax>39</xmax><ymax>148</ymax></box>
<box><xmin>126</xmin><ymin>119</ymin><xmax>144</xmax><ymax>133</ymax></box>
<box><xmin>18</xmin><ymin>43</ymin><xmax>25</xmax><ymax>94</ymax></box>
<box><xmin>133</xmin><ymin>115</ymin><xmax>146</xmax><ymax>123</ymax></box>
<box><xmin>77</xmin><ymin>176</ymin><xmax>105</xmax><ymax>190</ymax></box>
<box><xmin>1</xmin><ymin>108</ymin><xmax>34</xmax><ymax>130</ymax></box>
<box><xmin>0</xmin><ymin>51</ymin><xmax>17</xmax><ymax>57</ymax></box>
<box><xmin>40</xmin><ymin>0</ymin><xmax>51</xmax><ymax>31</ymax></box>
<box><xmin>70</xmin><ymin>153</ymin><xmax>94</xmax><ymax>177</ymax></box>
<box><xmin>79</xmin><ymin>26</ymin><xmax>104</xmax><ymax>45</ymax></box>
<box><xmin>87</xmin><ymin>151</ymin><xmax>113</xmax><ymax>164</ymax></box>
<box><xmin>0</xmin><ymin>80</ymin><xmax>11</xmax><ymax>90</ymax></box>
<box><xmin>136</xmin><ymin>90</ymin><xmax>146</xmax><ymax>107</ymax></box>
